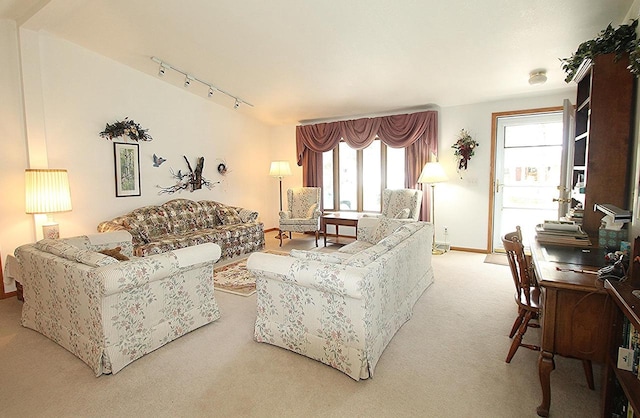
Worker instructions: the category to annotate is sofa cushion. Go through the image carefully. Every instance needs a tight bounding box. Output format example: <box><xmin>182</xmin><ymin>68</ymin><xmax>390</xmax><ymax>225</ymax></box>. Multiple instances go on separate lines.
<box><xmin>198</xmin><ymin>200</ymin><xmax>222</xmax><ymax>228</ymax></box>
<box><xmin>343</xmin><ymin>222</ymin><xmax>418</xmax><ymax>268</ymax></box>
<box><xmin>122</xmin><ymin>218</ymin><xmax>151</xmax><ymax>244</ymax></box>
<box><xmin>343</xmin><ymin>244</ymin><xmax>390</xmax><ymax>268</ymax></box>
<box><xmin>216</xmin><ymin>206</ymin><xmax>243</xmax><ymax>225</ymax></box>
<box><xmin>129</xmin><ymin>206</ymin><xmax>172</xmax><ymax>239</ymax></box>
<box><xmin>238</xmin><ymin>208</ymin><xmax>258</xmax><ymax>223</ymax></box>
<box><xmin>35</xmin><ymin>239</ymin><xmax>119</xmax><ymax>267</ymax></box>
<box><xmin>290</xmin><ymin>249</ymin><xmax>349</xmax><ymax>264</ymax></box>
<box><xmin>162</xmin><ymin>199</ymin><xmax>208</xmax><ymax>233</ymax></box>
<box><xmin>338</xmin><ymin>240</ymin><xmax>374</xmax><ymax>254</ymax></box>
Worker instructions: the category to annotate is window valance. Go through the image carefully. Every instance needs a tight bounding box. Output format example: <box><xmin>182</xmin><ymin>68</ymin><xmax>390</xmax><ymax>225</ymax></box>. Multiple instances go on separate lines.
<box><xmin>295</xmin><ymin>110</ymin><xmax>438</xmax><ymax>165</ymax></box>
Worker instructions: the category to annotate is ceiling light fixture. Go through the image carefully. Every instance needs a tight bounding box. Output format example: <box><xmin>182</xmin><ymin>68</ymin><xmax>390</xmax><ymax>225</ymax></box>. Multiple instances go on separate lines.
<box><xmin>150</xmin><ymin>56</ymin><xmax>253</xmax><ymax>109</ymax></box>
<box><xmin>184</xmin><ymin>75</ymin><xmax>193</xmax><ymax>88</ymax></box>
<box><xmin>528</xmin><ymin>70</ymin><xmax>547</xmax><ymax>85</ymax></box>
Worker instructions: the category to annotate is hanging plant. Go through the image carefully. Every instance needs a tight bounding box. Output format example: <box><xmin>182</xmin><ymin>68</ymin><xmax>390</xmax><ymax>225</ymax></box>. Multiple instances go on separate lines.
<box><xmin>99</xmin><ymin>117</ymin><xmax>153</xmax><ymax>142</ymax></box>
<box><xmin>452</xmin><ymin>129</ymin><xmax>478</xmax><ymax>173</ymax></box>
<box><xmin>560</xmin><ymin>19</ymin><xmax>638</xmax><ymax>82</ymax></box>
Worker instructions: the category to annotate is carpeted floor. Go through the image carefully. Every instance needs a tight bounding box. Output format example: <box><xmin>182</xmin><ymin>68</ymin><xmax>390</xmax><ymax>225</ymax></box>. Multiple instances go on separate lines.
<box><xmin>0</xmin><ymin>232</ymin><xmax>601</xmax><ymax>417</ymax></box>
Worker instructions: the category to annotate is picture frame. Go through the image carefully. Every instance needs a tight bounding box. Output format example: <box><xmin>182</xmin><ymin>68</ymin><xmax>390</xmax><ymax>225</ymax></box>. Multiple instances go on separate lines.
<box><xmin>113</xmin><ymin>142</ymin><xmax>141</xmax><ymax>197</ymax></box>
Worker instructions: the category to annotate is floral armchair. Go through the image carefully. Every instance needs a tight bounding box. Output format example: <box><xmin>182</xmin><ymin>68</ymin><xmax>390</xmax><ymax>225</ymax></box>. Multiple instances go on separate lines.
<box><xmin>380</xmin><ymin>188</ymin><xmax>423</xmax><ymax>220</ymax></box>
<box><xmin>278</xmin><ymin>187</ymin><xmax>322</xmax><ymax>247</ymax></box>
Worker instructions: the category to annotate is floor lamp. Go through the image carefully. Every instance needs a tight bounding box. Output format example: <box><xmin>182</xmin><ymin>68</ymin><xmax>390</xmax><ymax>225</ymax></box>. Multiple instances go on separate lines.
<box><xmin>418</xmin><ymin>162</ymin><xmax>448</xmax><ymax>255</ymax></box>
<box><xmin>269</xmin><ymin>161</ymin><xmax>292</xmax><ymax>239</ymax></box>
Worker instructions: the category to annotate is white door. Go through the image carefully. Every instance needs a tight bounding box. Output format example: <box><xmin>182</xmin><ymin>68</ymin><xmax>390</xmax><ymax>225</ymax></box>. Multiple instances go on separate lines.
<box><xmin>492</xmin><ymin>111</ymin><xmax>565</xmax><ymax>251</ymax></box>
<box><xmin>558</xmin><ymin>99</ymin><xmax>575</xmax><ymax>218</ymax></box>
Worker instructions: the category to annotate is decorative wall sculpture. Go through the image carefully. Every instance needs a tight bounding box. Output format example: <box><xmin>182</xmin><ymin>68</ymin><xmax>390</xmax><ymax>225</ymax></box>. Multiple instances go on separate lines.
<box><xmin>157</xmin><ymin>156</ymin><xmax>219</xmax><ymax>194</ymax></box>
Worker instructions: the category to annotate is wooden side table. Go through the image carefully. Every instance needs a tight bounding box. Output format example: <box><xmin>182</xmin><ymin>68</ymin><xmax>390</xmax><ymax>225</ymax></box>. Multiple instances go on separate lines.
<box><xmin>321</xmin><ymin>212</ymin><xmax>375</xmax><ymax>246</ymax></box>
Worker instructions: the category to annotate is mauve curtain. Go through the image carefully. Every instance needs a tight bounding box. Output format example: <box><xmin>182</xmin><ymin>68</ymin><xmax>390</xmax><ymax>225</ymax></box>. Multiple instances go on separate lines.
<box><xmin>295</xmin><ymin>110</ymin><xmax>438</xmax><ymax>221</ymax></box>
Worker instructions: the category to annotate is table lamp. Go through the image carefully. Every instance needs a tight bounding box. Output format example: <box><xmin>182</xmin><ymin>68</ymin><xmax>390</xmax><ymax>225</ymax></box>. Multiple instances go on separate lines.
<box><xmin>25</xmin><ymin>169</ymin><xmax>72</xmax><ymax>239</ymax></box>
<box><xmin>418</xmin><ymin>162</ymin><xmax>448</xmax><ymax>255</ymax></box>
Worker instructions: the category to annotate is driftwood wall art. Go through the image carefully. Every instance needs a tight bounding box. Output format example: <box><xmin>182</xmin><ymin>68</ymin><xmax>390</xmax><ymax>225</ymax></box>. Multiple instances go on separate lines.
<box><xmin>157</xmin><ymin>156</ymin><xmax>219</xmax><ymax>195</ymax></box>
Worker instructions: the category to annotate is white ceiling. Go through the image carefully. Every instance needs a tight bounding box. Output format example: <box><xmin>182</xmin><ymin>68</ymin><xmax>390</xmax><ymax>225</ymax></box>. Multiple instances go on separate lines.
<box><xmin>1</xmin><ymin>0</ymin><xmax>636</xmax><ymax>125</ymax></box>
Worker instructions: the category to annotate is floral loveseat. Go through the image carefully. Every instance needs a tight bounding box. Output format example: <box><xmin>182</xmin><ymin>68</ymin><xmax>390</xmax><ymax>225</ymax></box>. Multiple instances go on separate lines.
<box><xmin>97</xmin><ymin>198</ymin><xmax>264</xmax><ymax>261</ymax></box>
<box><xmin>246</xmin><ymin>216</ymin><xmax>434</xmax><ymax>380</ymax></box>
<box><xmin>14</xmin><ymin>230</ymin><xmax>221</xmax><ymax>376</ymax></box>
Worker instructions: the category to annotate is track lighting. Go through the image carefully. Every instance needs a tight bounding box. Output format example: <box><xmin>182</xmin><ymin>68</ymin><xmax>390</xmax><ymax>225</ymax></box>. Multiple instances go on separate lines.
<box><xmin>150</xmin><ymin>56</ymin><xmax>253</xmax><ymax>109</ymax></box>
<box><xmin>184</xmin><ymin>75</ymin><xmax>193</xmax><ymax>88</ymax></box>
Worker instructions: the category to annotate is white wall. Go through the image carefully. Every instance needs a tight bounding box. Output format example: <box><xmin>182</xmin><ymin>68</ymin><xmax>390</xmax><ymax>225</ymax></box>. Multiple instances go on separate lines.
<box><xmin>0</xmin><ymin>27</ymin><xmax>308</xmax><ymax>269</ymax></box>
<box><xmin>0</xmin><ymin>20</ymin><xmax>32</xmax><ymax>279</ymax></box>
<box><xmin>437</xmin><ymin>90</ymin><xmax>575</xmax><ymax>251</ymax></box>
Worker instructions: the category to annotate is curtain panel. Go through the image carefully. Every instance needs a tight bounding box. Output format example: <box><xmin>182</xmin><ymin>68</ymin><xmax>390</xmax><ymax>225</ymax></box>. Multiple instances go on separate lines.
<box><xmin>295</xmin><ymin>110</ymin><xmax>438</xmax><ymax>221</ymax></box>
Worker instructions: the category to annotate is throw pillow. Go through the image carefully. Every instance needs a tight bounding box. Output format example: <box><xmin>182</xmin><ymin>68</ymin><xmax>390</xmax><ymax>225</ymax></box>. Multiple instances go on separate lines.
<box><xmin>99</xmin><ymin>246</ymin><xmax>130</xmax><ymax>261</ymax></box>
<box><xmin>393</xmin><ymin>208</ymin><xmax>410</xmax><ymax>219</ymax></box>
<box><xmin>306</xmin><ymin>203</ymin><xmax>318</xmax><ymax>219</ymax></box>
<box><xmin>216</xmin><ymin>206</ymin><xmax>243</xmax><ymax>225</ymax></box>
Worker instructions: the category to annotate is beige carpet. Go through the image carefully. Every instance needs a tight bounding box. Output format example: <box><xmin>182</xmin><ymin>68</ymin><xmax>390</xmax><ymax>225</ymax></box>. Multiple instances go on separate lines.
<box><xmin>0</xmin><ymin>234</ymin><xmax>601</xmax><ymax>417</ymax></box>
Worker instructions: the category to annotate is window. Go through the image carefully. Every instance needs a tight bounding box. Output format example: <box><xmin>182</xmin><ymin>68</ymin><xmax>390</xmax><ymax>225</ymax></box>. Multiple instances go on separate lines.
<box><xmin>323</xmin><ymin>139</ymin><xmax>405</xmax><ymax>211</ymax></box>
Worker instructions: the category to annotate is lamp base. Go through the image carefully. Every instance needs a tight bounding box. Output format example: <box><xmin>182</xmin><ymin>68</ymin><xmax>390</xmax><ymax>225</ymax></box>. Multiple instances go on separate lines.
<box><xmin>42</xmin><ymin>223</ymin><xmax>60</xmax><ymax>240</ymax></box>
<box><xmin>432</xmin><ymin>243</ymin><xmax>448</xmax><ymax>255</ymax></box>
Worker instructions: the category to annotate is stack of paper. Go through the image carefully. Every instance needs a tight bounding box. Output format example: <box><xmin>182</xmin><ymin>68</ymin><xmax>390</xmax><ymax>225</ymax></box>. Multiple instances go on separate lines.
<box><xmin>535</xmin><ymin>221</ymin><xmax>592</xmax><ymax>247</ymax></box>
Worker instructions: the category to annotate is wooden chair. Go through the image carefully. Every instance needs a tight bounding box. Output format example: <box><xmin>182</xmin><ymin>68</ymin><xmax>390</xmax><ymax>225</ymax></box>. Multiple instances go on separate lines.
<box><xmin>503</xmin><ymin>226</ymin><xmax>541</xmax><ymax>363</ymax></box>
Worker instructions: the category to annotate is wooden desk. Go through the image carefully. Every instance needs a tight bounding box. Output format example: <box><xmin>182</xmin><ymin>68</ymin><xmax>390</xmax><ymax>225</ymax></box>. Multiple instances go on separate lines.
<box><xmin>529</xmin><ymin>239</ymin><xmax>613</xmax><ymax>417</ymax></box>
<box><xmin>321</xmin><ymin>212</ymin><xmax>374</xmax><ymax>246</ymax></box>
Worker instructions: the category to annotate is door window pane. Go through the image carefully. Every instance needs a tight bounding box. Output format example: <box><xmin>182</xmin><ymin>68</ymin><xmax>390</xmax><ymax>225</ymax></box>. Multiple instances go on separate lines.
<box><xmin>387</xmin><ymin>146</ymin><xmax>405</xmax><ymax>189</ymax></box>
<box><xmin>339</xmin><ymin>142</ymin><xmax>357</xmax><ymax>210</ymax></box>
<box><xmin>363</xmin><ymin>140</ymin><xmax>381</xmax><ymax>212</ymax></box>
<box><xmin>323</xmin><ymin>151</ymin><xmax>334</xmax><ymax>210</ymax></box>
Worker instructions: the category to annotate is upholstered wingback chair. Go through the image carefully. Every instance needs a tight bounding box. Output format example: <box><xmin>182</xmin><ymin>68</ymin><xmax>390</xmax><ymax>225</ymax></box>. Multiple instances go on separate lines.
<box><xmin>279</xmin><ymin>187</ymin><xmax>321</xmax><ymax>247</ymax></box>
<box><xmin>380</xmin><ymin>188</ymin><xmax>423</xmax><ymax>220</ymax></box>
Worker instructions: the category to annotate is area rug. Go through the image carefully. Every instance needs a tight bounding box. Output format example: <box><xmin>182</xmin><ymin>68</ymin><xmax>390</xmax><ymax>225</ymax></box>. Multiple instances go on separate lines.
<box><xmin>213</xmin><ymin>250</ymin><xmax>287</xmax><ymax>296</ymax></box>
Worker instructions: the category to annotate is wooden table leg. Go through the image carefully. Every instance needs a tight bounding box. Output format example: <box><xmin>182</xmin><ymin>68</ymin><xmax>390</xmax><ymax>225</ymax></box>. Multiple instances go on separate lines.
<box><xmin>537</xmin><ymin>350</ymin><xmax>555</xmax><ymax>417</ymax></box>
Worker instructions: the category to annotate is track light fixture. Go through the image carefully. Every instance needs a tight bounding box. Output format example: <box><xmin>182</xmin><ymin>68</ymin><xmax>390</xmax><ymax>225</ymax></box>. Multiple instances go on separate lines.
<box><xmin>150</xmin><ymin>56</ymin><xmax>253</xmax><ymax>109</ymax></box>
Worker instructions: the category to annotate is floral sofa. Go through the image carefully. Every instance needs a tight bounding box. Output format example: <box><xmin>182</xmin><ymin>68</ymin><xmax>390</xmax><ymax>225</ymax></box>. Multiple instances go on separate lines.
<box><xmin>97</xmin><ymin>198</ymin><xmax>264</xmax><ymax>261</ymax></box>
<box><xmin>246</xmin><ymin>216</ymin><xmax>434</xmax><ymax>380</ymax></box>
<box><xmin>14</xmin><ymin>230</ymin><xmax>222</xmax><ymax>376</ymax></box>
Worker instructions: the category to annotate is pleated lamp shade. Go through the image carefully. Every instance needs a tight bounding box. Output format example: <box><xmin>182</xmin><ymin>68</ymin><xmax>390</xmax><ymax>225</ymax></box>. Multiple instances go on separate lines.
<box><xmin>269</xmin><ymin>161</ymin><xmax>292</xmax><ymax>178</ymax></box>
<box><xmin>25</xmin><ymin>169</ymin><xmax>72</xmax><ymax>214</ymax></box>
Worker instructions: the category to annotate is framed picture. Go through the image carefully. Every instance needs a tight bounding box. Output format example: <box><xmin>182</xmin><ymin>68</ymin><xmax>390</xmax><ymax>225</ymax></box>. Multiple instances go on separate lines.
<box><xmin>113</xmin><ymin>142</ymin><xmax>141</xmax><ymax>197</ymax></box>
